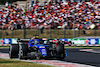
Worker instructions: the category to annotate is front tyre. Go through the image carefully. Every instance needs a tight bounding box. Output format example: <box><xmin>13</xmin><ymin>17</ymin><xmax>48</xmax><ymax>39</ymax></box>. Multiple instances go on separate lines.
<box><xmin>56</xmin><ymin>44</ymin><xmax>64</xmax><ymax>54</ymax></box>
<box><xmin>56</xmin><ymin>44</ymin><xmax>65</xmax><ymax>59</ymax></box>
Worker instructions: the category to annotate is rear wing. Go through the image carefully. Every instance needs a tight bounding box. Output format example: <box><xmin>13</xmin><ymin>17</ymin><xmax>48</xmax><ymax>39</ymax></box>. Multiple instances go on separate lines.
<box><xmin>17</xmin><ymin>38</ymin><xmax>30</xmax><ymax>42</ymax></box>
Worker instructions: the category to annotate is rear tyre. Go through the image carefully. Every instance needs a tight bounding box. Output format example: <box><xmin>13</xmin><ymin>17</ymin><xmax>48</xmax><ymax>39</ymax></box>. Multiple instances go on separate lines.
<box><xmin>9</xmin><ymin>44</ymin><xmax>19</xmax><ymax>58</ymax></box>
<box><xmin>19</xmin><ymin>44</ymin><xmax>28</xmax><ymax>60</ymax></box>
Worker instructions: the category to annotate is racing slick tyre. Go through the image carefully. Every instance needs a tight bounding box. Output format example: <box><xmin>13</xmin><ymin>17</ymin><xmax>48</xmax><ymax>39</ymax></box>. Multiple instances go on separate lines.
<box><xmin>56</xmin><ymin>44</ymin><xmax>64</xmax><ymax>54</ymax></box>
<box><xmin>19</xmin><ymin>44</ymin><xmax>28</xmax><ymax>60</ymax></box>
<box><xmin>9</xmin><ymin>44</ymin><xmax>19</xmax><ymax>58</ymax></box>
<box><xmin>56</xmin><ymin>44</ymin><xmax>65</xmax><ymax>59</ymax></box>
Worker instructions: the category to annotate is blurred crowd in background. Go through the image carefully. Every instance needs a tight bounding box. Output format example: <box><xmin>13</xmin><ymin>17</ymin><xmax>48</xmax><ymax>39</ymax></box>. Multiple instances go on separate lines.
<box><xmin>0</xmin><ymin>0</ymin><xmax>100</xmax><ymax>30</ymax></box>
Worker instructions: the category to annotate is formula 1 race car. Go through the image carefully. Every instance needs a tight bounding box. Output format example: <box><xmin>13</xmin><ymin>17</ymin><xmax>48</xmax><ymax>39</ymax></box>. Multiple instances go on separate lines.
<box><xmin>9</xmin><ymin>37</ymin><xmax>67</xmax><ymax>60</ymax></box>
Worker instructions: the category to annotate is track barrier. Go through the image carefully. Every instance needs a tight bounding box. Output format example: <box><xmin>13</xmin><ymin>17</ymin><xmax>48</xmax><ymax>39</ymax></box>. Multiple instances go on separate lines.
<box><xmin>0</xmin><ymin>38</ymin><xmax>100</xmax><ymax>46</ymax></box>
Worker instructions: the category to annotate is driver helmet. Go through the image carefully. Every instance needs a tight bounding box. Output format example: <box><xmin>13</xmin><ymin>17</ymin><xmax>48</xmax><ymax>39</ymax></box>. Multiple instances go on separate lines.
<box><xmin>31</xmin><ymin>35</ymin><xmax>39</xmax><ymax>40</ymax></box>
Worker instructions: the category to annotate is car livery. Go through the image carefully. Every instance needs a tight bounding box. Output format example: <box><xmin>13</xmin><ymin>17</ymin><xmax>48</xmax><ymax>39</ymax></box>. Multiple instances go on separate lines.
<box><xmin>9</xmin><ymin>37</ymin><xmax>67</xmax><ymax>60</ymax></box>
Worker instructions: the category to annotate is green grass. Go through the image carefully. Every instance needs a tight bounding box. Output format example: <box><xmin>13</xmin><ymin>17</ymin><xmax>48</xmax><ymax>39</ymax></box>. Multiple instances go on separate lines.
<box><xmin>0</xmin><ymin>29</ymin><xmax>100</xmax><ymax>38</ymax></box>
<box><xmin>0</xmin><ymin>58</ymin><xmax>54</xmax><ymax>67</ymax></box>
<box><xmin>0</xmin><ymin>46</ymin><xmax>9</xmax><ymax>48</ymax></box>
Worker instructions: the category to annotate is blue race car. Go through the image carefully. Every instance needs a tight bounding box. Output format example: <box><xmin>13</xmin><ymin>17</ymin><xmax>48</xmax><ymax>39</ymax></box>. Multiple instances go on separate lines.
<box><xmin>9</xmin><ymin>37</ymin><xmax>67</xmax><ymax>60</ymax></box>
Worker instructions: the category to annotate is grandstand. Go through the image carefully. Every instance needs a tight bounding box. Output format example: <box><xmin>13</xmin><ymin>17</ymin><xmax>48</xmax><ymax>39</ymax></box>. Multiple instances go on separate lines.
<box><xmin>0</xmin><ymin>0</ymin><xmax>100</xmax><ymax>30</ymax></box>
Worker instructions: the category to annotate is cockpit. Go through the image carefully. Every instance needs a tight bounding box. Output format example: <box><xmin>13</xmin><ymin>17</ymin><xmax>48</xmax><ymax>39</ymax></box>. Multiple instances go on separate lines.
<box><xmin>31</xmin><ymin>39</ymin><xmax>43</xmax><ymax>45</ymax></box>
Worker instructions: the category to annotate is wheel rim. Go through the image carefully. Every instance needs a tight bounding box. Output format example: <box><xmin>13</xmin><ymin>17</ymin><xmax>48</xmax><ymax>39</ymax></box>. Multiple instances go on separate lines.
<box><xmin>19</xmin><ymin>45</ymin><xmax>23</xmax><ymax>59</ymax></box>
<box><xmin>9</xmin><ymin>45</ymin><xmax>12</xmax><ymax>58</ymax></box>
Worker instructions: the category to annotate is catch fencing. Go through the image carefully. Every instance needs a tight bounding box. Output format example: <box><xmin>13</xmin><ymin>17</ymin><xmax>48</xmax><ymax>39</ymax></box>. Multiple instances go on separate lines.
<box><xmin>0</xmin><ymin>29</ymin><xmax>99</xmax><ymax>38</ymax></box>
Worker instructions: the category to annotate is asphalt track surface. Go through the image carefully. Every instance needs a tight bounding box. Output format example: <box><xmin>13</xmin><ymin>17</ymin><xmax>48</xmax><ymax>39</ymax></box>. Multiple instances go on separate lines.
<box><xmin>0</xmin><ymin>48</ymin><xmax>100</xmax><ymax>67</ymax></box>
